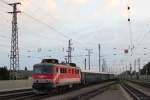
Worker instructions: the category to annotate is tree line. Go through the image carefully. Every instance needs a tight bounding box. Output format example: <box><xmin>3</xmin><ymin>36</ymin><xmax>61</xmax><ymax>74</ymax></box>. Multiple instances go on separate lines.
<box><xmin>0</xmin><ymin>66</ymin><xmax>9</xmax><ymax>80</ymax></box>
<box><xmin>140</xmin><ymin>62</ymin><xmax>150</xmax><ymax>75</ymax></box>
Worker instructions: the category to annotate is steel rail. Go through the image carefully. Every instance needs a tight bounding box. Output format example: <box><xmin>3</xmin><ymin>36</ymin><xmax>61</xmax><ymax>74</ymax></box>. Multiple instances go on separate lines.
<box><xmin>128</xmin><ymin>80</ymin><xmax>150</xmax><ymax>88</ymax></box>
<box><xmin>68</xmin><ymin>82</ymin><xmax>116</xmax><ymax>100</ymax></box>
<box><xmin>0</xmin><ymin>80</ymin><xmax>116</xmax><ymax>100</ymax></box>
<box><xmin>121</xmin><ymin>82</ymin><xmax>150</xmax><ymax>100</ymax></box>
<box><xmin>0</xmin><ymin>89</ymin><xmax>34</xmax><ymax>100</ymax></box>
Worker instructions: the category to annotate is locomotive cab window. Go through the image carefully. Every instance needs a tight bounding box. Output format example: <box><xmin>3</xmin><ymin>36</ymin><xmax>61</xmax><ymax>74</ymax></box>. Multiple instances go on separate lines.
<box><xmin>33</xmin><ymin>64</ymin><xmax>54</xmax><ymax>74</ymax></box>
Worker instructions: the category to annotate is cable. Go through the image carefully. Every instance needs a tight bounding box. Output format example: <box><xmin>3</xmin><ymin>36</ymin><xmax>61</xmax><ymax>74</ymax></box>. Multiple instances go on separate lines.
<box><xmin>0</xmin><ymin>0</ymin><xmax>8</xmax><ymax>5</ymax></box>
<box><xmin>136</xmin><ymin>30</ymin><xmax>150</xmax><ymax>45</ymax></box>
<box><xmin>22</xmin><ymin>11</ymin><xmax>87</xmax><ymax>47</ymax></box>
<box><xmin>0</xmin><ymin>34</ymin><xmax>9</xmax><ymax>39</ymax></box>
<box><xmin>67</xmin><ymin>24</ymin><xmax>102</xmax><ymax>35</ymax></box>
<box><xmin>0</xmin><ymin>0</ymin><xmax>88</xmax><ymax>48</ymax></box>
<box><xmin>0</xmin><ymin>0</ymin><xmax>100</xmax><ymax>52</ymax></box>
<box><xmin>0</xmin><ymin>0</ymin><xmax>67</xmax><ymax>45</ymax></box>
<box><xmin>22</xmin><ymin>12</ymin><xmax>70</xmax><ymax>39</ymax></box>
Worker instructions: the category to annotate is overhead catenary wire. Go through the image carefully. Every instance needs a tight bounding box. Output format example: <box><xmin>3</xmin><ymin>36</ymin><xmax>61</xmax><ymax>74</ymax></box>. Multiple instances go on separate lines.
<box><xmin>136</xmin><ymin>30</ymin><xmax>150</xmax><ymax>45</ymax></box>
<box><xmin>22</xmin><ymin>11</ymin><xmax>86</xmax><ymax>47</ymax></box>
<box><xmin>22</xmin><ymin>12</ymin><xmax>70</xmax><ymax>39</ymax></box>
<box><xmin>0</xmin><ymin>0</ymin><xmax>66</xmax><ymax>51</ymax></box>
<box><xmin>66</xmin><ymin>24</ymin><xmax>102</xmax><ymax>35</ymax></box>
<box><xmin>0</xmin><ymin>34</ymin><xmax>9</xmax><ymax>39</ymax></box>
<box><xmin>125</xmin><ymin>1</ymin><xmax>150</xmax><ymax>53</ymax></box>
<box><xmin>0</xmin><ymin>0</ymin><xmax>91</xmax><ymax>49</ymax></box>
<box><xmin>0</xmin><ymin>0</ymin><xmax>126</xmax><ymax>67</ymax></box>
<box><xmin>0</xmin><ymin>0</ymin><xmax>8</xmax><ymax>5</ymax></box>
<box><xmin>0</xmin><ymin>0</ymin><xmax>132</xmax><ymax>49</ymax></box>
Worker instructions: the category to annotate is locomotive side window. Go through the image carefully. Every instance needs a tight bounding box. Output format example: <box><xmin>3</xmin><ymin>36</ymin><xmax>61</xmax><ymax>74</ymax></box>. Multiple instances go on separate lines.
<box><xmin>78</xmin><ymin>70</ymin><xmax>80</xmax><ymax>74</ymax></box>
<box><xmin>75</xmin><ymin>69</ymin><xmax>79</xmax><ymax>74</ymax></box>
<box><xmin>64</xmin><ymin>68</ymin><xmax>67</xmax><ymax>73</ymax></box>
<box><xmin>60</xmin><ymin>68</ymin><xmax>67</xmax><ymax>73</ymax></box>
<box><xmin>72</xmin><ymin>69</ymin><xmax>74</xmax><ymax>74</ymax></box>
<box><xmin>60</xmin><ymin>68</ymin><xmax>63</xmax><ymax>73</ymax></box>
<box><xmin>68</xmin><ymin>69</ymin><xmax>71</xmax><ymax>73</ymax></box>
<box><xmin>56</xmin><ymin>68</ymin><xmax>59</xmax><ymax>73</ymax></box>
<box><xmin>75</xmin><ymin>69</ymin><xmax>77</xmax><ymax>74</ymax></box>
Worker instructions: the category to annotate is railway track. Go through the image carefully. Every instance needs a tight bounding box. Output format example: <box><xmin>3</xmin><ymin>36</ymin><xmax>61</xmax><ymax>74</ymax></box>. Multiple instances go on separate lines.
<box><xmin>0</xmin><ymin>81</ymin><xmax>116</xmax><ymax>100</ymax></box>
<box><xmin>121</xmin><ymin>82</ymin><xmax>150</xmax><ymax>100</ymax></box>
<box><xmin>66</xmin><ymin>82</ymin><xmax>117</xmax><ymax>100</ymax></box>
<box><xmin>0</xmin><ymin>88</ymin><xmax>34</xmax><ymax>100</ymax></box>
<box><xmin>0</xmin><ymin>88</ymin><xmax>53</xmax><ymax>100</ymax></box>
<box><xmin>68</xmin><ymin>84</ymin><xmax>110</xmax><ymax>100</ymax></box>
<box><xmin>128</xmin><ymin>80</ymin><xmax>150</xmax><ymax>88</ymax></box>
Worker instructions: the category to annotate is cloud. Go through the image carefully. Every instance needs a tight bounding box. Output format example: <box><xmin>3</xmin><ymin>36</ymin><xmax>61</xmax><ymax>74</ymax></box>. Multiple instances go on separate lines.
<box><xmin>107</xmin><ymin>0</ymin><xmax>119</xmax><ymax>8</ymax></box>
<box><xmin>20</xmin><ymin>0</ymin><xmax>32</xmax><ymax>11</ymax></box>
<box><xmin>47</xmin><ymin>0</ymin><xmax>57</xmax><ymax>10</ymax></box>
<box><xmin>121</xmin><ymin>8</ymin><xmax>128</xmax><ymax>18</ymax></box>
<box><xmin>64</xmin><ymin>0</ymin><xmax>92</xmax><ymax>6</ymax></box>
<box><xmin>1</xmin><ymin>0</ymin><xmax>150</xmax><ymax>70</ymax></box>
<box><xmin>92</xmin><ymin>0</ymin><xmax>120</xmax><ymax>17</ymax></box>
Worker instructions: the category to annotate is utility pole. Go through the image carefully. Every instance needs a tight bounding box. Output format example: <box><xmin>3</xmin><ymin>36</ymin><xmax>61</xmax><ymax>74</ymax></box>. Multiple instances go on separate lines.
<box><xmin>137</xmin><ymin>58</ymin><xmax>141</xmax><ymax>79</ymax></box>
<box><xmin>84</xmin><ymin>58</ymin><xmax>86</xmax><ymax>70</ymax></box>
<box><xmin>130</xmin><ymin>63</ymin><xmax>132</xmax><ymax>79</ymax></box>
<box><xmin>102</xmin><ymin>58</ymin><xmax>105</xmax><ymax>72</ymax></box>
<box><xmin>86</xmin><ymin>49</ymin><xmax>92</xmax><ymax>70</ymax></box>
<box><xmin>98</xmin><ymin>44</ymin><xmax>101</xmax><ymax>72</ymax></box>
<box><xmin>67</xmin><ymin>39</ymin><xmax>73</xmax><ymax>63</ymax></box>
<box><xmin>146</xmin><ymin>66</ymin><xmax>148</xmax><ymax>80</ymax></box>
<box><xmin>134</xmin><ymin>59</ymin><xmax>136</xmax><ymax>78</ymax></box>
<box><xmin>8</xmin><ymin>2</ymin><xmax>21</xmax><ymax>80</ymax></box>
<box><xmin>126</xmin><ymin>64</ymin><xmax>128</xmax><ymax>79</ymax></box>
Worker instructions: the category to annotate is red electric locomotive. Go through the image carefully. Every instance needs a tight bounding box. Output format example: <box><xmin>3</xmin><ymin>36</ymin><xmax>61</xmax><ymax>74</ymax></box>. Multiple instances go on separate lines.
<box><xmin>32</xmin><ymin>59</ymin><xmax>81</xmax><ymax>92</ymax></box>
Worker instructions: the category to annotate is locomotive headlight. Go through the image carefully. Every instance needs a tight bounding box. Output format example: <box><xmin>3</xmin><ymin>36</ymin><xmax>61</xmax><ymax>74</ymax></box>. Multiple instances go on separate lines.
<box><xmin>47</xmin><ymin>80</ymin><xmax>51</xmax><ymax>83</ymax></box>
<box><xmin>33</xmin><ymin>80</ymin><xmax>38</xmax><ymax>83</ymax></box>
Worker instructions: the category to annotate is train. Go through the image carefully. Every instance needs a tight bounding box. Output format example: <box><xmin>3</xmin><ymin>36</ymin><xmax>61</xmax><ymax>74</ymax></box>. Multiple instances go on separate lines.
<box><xmin>32</xmin><ymin>59</ymin><xmax>115</xmax><ymax>93</ymax></box>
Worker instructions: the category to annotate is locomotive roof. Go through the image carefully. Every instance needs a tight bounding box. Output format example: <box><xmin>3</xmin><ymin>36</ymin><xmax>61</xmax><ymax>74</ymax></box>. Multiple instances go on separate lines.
<box><xmin>41</xmin><ymin>59</ymin><xmax>59</xmax><ymax>64</ymax></box>
<box><xmin>34</xmin><ymin>63</ymin><xmax>81</xmax><ymax>69</ymax></box>
<box><xmin>53</xmin><ymin>64</ymin><xmax>81</xmax><ymax>69</ymax></box>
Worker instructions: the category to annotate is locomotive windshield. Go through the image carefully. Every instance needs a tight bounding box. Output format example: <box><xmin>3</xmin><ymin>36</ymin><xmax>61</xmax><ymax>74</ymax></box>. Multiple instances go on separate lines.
<box><xmin>33</xmin><ymin>64</ymin><xmax>54</xmax><ymax>74</ymax></box>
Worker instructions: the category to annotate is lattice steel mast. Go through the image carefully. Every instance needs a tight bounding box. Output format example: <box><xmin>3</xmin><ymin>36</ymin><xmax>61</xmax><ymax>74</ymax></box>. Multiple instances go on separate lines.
<box><xmin>8</xmin><ymin>2</ymin><xmax>21</xmax><ymax>80</ymax></box>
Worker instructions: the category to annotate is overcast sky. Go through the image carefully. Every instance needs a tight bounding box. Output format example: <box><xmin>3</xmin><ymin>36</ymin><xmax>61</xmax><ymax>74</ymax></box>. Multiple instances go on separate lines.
<box><xmin>0</xmin><ymin>0</ymin><xmax>150</xmax><ymax>73</ymax></box>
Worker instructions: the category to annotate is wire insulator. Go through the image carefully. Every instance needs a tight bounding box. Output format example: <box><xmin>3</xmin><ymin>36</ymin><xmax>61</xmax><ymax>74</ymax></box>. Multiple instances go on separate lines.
<box><xmin>128</xmin><ymin>18</ymin><xmax>131</xmax><ymax>22</ymax></box>
<box><xmin>128</xmin><ymin>6</ymin><xmax>130</xmax><ymax>10</ymax></box>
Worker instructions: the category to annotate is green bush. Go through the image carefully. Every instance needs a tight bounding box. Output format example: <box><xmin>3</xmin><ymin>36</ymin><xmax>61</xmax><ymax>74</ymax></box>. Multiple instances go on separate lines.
<box><xmin>0</xmin><ymin>67</ymin><xmax>9</xmax><ymax>80</ymax></box>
